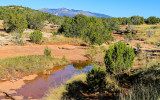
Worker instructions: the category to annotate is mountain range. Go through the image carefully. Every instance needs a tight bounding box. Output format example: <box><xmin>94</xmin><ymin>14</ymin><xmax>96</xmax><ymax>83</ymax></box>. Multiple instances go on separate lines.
<box><xmin>39</xmin><ymin>8</ymin><xmax>111</xmax><ymax>18</ymax></box>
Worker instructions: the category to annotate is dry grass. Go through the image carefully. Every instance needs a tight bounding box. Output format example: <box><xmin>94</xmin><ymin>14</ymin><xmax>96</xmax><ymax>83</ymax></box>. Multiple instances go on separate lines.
<box><xmin>106</xmin><ymin>74</ymin><xmax>120</xmax><ymax>91</ymax></box>
<box><xmin>134</xmin><ymin>24</ymin><xmax>160</xmax><ymax>45</ymax></box>
<box><xmin>42</xmin><ymin>35</ymin><xmax>85</xmax><ymax>44</ymax></box>
<box><xmin>87</xmin><ymin>44</ymin><xmax>109</xmax><ymax>65</ymax></box>
<box><xmin>133</xmin><ymin>51</ymin><xmax>160</xmax><ymax>69</ymax></box>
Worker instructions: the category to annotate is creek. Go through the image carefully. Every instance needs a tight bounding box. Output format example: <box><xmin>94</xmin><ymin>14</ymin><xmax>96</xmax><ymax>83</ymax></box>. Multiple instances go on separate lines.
<box><xmin>9</xmin><ymin>61</ymin><xmax>93</xmax><ymax>99</ymax></box>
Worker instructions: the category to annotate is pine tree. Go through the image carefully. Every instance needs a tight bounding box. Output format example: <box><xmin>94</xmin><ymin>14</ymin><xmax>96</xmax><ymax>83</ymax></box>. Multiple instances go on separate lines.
<box><xmin>104</xmin><ymin>41</ymin><xmax>135</xmax><ymax>75</ymax></box>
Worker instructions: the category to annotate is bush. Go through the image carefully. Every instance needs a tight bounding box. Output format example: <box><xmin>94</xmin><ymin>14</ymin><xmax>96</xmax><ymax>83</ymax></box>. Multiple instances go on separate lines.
<box><xmin>30</xmin><ymin>30</ymin><xmax>43</xmax><ymax>44</ymax></box>
<box><xmin>62</xmin><ymin>55</ymin><xmax>66</xmax><ymax>61</ymax></box>
<box><xmin>124</xmin><ymin>33</ymin><xmax>133</xmax><ymax>41</ymax></box>
<box><xmin>58</xmin><ymin>15</ymin><xmax>112</xmax><ymax>45</ymax></box>
<box><xmin>52</xmin><ymin>31</ymin><xmax>57</xmax><ymax>36</ymax></box>
<box><xmin>145</xmin><ymin>16</ymin><xmax>159</xmax><ymax>24</ymax></box>
<box><xmin>86</xmin><ymin>67</ymin><xmax>106</xmax><ymax>93</ymax></box>
<box><xmin>44</xmin><ymin>46</ymin><xmax>51</xmax><ymax>56</ymax></box>
<box><xmin>104</xmin><ymin>41</ymin><xmax>135</xmax><ymax>75</ymax></box>
<box><xmin>136</xmin><ymin>43</ymin><xmax>141</xmax><ymax>51</ymax></box>
<box><xmin>147</xmin><ymin>29</ymin><xmax>152</xmax><ymax>38</ymax></box>
<box><xmin>126</xmin><ymin>25</ymin><xmax>135</xmax><ymax>32</ymax></box>
<box><xmin>3</xmin><ymin>13</ymin><xmax>28</xmax><ymax>33</ymax></box>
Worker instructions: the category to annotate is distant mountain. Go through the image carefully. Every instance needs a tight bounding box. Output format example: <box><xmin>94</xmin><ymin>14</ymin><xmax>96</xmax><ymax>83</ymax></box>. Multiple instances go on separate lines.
<box><xmin>39</xmin><ymin>8</ymin><xmax>111</xmax><ymax>18</ymax></box>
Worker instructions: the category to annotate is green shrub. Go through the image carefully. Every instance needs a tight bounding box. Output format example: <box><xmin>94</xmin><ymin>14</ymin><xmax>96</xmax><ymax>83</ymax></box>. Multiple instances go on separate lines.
<box><xmin>104</xmin><ymin>41</ymin><xmax>135</xmax><ymax>75</ymax></box>
<box><xmin>145</xmin><ymin>16</ymin><xmax>159</xmax><ymax>24</ymax></box>
<box><xmin>44</xmin><ymin>46</ymin><xmax>51</xmax><ymax>57</ymax></box>
<box><xmin>62</xmin><ymin>55</ymin><xmax>66</xmax><ymax>61</ymax></box>
<box><xmin>3</xmin><ymin>13</ymin><xmax>28</xmax><ymax>33</ymax></box>
<box><xmin>30</xmin><ymin>30</ymin><xmax>43</xmax><ymax>44</ymax></box>
<box><xmin>126</xmin><ymin>25</ymin><xmax>135</xmax><ymax>32</ymax></box>
<box><xmin>58</xmin><ymin>15</ymin><xmax>112</xmax><ymax>45</ymax></box>
<box><xmin>86</xmin><ymin>67</ymin><xmax>106</xmax><ymax>93</ymax></box>
<box><xmin>52</xmin><ymin>31</ymin><xmax>57</xmax><ymax>36</ymax></box>
<box><xmin>137</xmin><ymin>43</ymin><xmax>141</xmax><ymax>51</ymax></box>
<box><xmin>124</xmin><ymin>33</ymin><xmax>133</xmax><ymax>41</ymax></box>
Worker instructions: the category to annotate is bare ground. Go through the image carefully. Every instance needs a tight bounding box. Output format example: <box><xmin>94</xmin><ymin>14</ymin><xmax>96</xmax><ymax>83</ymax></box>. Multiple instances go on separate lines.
<box><xmin>0</xmin><ymin>74</ymin><xmax>38</xmax><ymax>100</ymax></box>
<box><xmin>0</xmin><ymin>44</ymin><xmax>88</xmax><ymax>61</ymax></box>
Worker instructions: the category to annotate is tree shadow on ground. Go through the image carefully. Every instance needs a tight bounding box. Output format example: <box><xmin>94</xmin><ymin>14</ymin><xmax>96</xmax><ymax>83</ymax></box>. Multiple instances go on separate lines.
<box><xmin>61</xmin><ymin>80</ymin><xmax>119</xmax><ymax>100</ymax></box>
<box><xmin>62</xmin><ymin>81</ymin><xmax>88</xmax><ymax>100</ymax></box>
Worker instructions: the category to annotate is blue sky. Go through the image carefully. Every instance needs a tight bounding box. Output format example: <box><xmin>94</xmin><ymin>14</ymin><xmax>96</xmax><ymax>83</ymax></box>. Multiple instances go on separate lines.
<box><xmin>0</xmin><ymin>0</ymin><xmax>159</xmax><ymax>18</ymax></box>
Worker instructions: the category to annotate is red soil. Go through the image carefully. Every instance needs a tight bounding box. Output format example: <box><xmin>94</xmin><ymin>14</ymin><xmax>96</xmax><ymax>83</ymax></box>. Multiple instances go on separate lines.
<box><xmin>0</xmin><ymin>44</ymin><xmax>88</xmax><ymax>61</ymax></box>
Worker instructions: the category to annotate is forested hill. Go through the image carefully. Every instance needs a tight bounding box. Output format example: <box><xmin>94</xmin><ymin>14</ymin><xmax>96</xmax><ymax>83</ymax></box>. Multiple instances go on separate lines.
<box><xmin>0</xmin><ymin>5</ymin><xmax>65</xmax><ymax>25</ymax></box>
<box><xmin>39</xmin><ymin>8</ymin><xmax>111</xmax><ymax>18</ymax></box>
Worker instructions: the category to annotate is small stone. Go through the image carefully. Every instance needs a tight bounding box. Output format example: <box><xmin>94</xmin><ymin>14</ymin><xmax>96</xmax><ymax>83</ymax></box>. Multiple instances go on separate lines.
<box><xmin>1</xmin><ymin>79</ymin><xmax>7</xmax><ymax>81</ymax></box>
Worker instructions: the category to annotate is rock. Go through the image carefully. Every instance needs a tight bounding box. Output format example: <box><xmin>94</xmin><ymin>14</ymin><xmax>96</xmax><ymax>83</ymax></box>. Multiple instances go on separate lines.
<box><xmin>58</xmin><ymin>47</ymin><xmax>74</xmax><ymax>50</ymax></box>
<box><xmin>1</xmin><ymin>79</ymin><xmax>7</xmax><ymax>81</ymax></box>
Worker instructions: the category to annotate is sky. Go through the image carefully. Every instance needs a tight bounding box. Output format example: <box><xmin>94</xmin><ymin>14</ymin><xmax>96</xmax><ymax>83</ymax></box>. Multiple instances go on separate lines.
<box><xmin>0</xmin><ymin>0</ymin><xmax>160</xmax><ymax>18</ymax></box>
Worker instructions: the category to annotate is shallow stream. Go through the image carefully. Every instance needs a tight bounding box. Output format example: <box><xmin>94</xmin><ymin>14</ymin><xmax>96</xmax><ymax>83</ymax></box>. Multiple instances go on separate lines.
<box><xmin>10</xmin><ymin>61</ymin><xmax>93</xmax><ymax>99</ymax></box>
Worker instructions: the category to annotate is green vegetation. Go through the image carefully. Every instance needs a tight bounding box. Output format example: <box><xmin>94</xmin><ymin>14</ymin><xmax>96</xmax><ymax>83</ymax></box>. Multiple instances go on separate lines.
<box><xmin>58</xmin><ymin>15</ymin><xmax>159</xmax><ymax>45</ymax></box>
<box><xmin>44</xmin><ymin>65</ymin><xmax>120</xmax><ymax>100</ymax></box>
<box><xmin>0</xmin><ymin>55</ymin><xmax>69</xmax><ymax>78</ymax></box>
<box><xmin>87</xmin><ymin>44</ymin><xmax>109</xmax><ymax>65</ymax></box>
<box><xmin>3</xmin><ymin>13</ymin><xmax>28</xmax><ymax>33</ymax></box>
<box><xmin>0</xmin><ymin>5</ymin><xmax>64</xmax><ymax>26</ymax></box>
<box><xmin>145</xmin><ymin>16</ymin><xmax>159</xmax><ymax>24</ymax></box>
<box><xmin>30</xmin><ymin>30</ymin><xmax>43</xmax><ymax>44</ymax></box>
<box><xmin>62</xmin><ymin>55</ymin><xmax>66</xmax><ymax>61</ymax></box>
<box><xmin>0</xmin><ymin>6</ymin><xmax>159</xmax><ymax>46</ymax></box>
<box><xmin>130</xmin><ymin>16</ymin><xmax>144</xmax><ymax>25</ymax></box>
<box><xmin>101</xmin><ymin>17</ymin><xmax>120</xmax><ymax>31</ymax></box>
<box><xmin>3</xmin><ymin>11</ymin><xmax>28</xmax><ymax>44</ymax></box>
<box><xmin>126</xmin><ymin>24</ymin><xmax>135</xmax><ymax>32</ymax></box>
<box><xmin>26</xmin><ymin>12</ymin><xmax>45</xmax><ymax>29</ymax></box>
<box><xmin>124</xmin><ymin>33</ymin><xmax>133</xmax><ymax>41</ymax></box>
<box><xmin>102</xmin><ymin>16</ymin><xmax>145</xmax><ymax>25</ymax></box>
<box><xmin>86</xmin><ymin>67</ymin><xmax>106</xmax><ymax>92</ymax></box>
<box><xmin>136</xmin><ymin>43</ymin><xmax>141</xmax><ymax>51</ymax></box>
<box><xmin>104</xmin><ymin>41</ymin><xmax>135</xmax><ymax>75</ymax></box>
<box><xmin>44</xmin><ymin>46</ymin><xmax>51</xmax><ymax>57</ymax></box>
<box><xmin>0</xmin><ymin>6</ymin><xmax>65</xmax><ymax>45</ymax></box>
<box><xmin>58</xmin><ymin>14</ymin><xmax>112</xmax><ymax>45</ymax></box>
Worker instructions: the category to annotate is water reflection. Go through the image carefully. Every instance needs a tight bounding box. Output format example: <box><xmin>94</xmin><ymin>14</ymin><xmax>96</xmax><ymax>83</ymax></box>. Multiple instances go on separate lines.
<box><xmin>73</xmin><ymin>60</ymin><xmax>92</xmax><ymax>70</ymax></box>
<box><xmin>13</xmin><ymin>61</ymin><xmax>93</xmax><ymax>99</ymax></box>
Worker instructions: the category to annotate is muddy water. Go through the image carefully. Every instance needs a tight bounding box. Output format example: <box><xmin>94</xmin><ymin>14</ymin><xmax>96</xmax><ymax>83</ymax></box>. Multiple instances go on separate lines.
<box><xmin>11</xmin><ymin>61</ymin><xmax>93</xmax><ymax>99</ymax></box>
